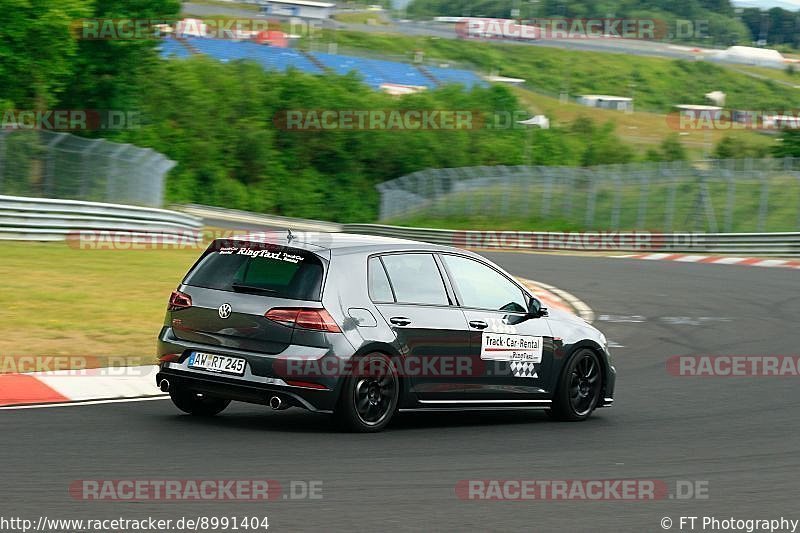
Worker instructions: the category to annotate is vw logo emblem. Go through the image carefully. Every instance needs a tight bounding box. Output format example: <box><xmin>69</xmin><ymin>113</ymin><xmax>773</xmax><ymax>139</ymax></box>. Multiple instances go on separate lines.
<box><xmin>218</xmin><ymin>303</ymin><xmax>232</xmax><ymax>319</ymax></box>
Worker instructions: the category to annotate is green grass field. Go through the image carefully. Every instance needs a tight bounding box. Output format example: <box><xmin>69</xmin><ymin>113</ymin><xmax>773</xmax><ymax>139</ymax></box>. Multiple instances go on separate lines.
<box><xmin>333</xmin><ymin>12</ymin><xmax>389</xmax><ymax>25</ymax></box>
<box><xmin>309</xmin><ymin>30</ymin><xmax>800</xmax><ymax>113</ymax></box>
<box><xmin>0</xmin><ymin>242</ymin><xmax>200</xmax><ymax>364</ymax></box>
<box><xmin>511</xmin><ymin>87</ymin><xmax>775</xmax><ymax>159</ymax></box>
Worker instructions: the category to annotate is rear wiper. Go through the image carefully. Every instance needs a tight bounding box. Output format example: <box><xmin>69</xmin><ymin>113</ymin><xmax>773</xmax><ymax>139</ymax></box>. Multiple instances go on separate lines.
<box><xmin>231</xmin><ymin>282</ymin><xmax>276</xmax><ymax>295</ymax></box>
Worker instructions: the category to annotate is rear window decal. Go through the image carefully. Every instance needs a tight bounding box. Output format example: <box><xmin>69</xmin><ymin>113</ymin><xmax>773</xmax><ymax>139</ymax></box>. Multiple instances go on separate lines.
<box><xmin>218</xmin><ymin>247</ymin><xmax>305</xmax><ymax>263</ymax></box>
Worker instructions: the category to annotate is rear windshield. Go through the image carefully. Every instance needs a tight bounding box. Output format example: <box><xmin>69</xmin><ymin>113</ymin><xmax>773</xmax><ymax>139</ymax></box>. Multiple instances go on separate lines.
<box><xmin>183</xmin><ymin>242</ymin><xmax>324</xmax><ymax>301</ymax></box>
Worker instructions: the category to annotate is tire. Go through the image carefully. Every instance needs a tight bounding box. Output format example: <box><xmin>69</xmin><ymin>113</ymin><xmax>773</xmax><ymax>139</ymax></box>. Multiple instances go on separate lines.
<box><xmin>169</xmin><ymin>387</ymin><xmax>231</xmax><ymax>416</ymax></box>
<box><xmin>549</xmin><ymin>348</ymin><xmax>603</xmax><ymax>421</ymax></box>
<box><xmin>335</xmin><ymin>353</ymin><xmax>399</xmax><ymax>433</ymax></box>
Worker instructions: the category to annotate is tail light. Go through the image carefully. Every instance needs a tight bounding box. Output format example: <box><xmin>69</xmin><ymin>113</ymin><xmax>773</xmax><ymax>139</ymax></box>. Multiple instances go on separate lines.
<box><xmin>265</xmin><ymin>308</ymin><xmax>341</xmax><ymax>333</ymax></box>
<box><xmin>168</xmin><ymin>290</ymin><xmax>192</xmax><ymax>311</ymax></box>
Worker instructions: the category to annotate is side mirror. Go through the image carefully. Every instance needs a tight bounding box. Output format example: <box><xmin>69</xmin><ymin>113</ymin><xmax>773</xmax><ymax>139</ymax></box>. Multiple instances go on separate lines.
<box><xmin>528</xmin><ymin>297</ymin><xmax>548</xmax><ymax>318</ymax></box>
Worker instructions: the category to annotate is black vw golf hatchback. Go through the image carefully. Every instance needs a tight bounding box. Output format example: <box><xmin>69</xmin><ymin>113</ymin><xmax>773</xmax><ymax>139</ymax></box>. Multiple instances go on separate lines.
<box><xmin>156</xmin><ymin>232</ymin><xmax>615</xmax><ymax>432</ymax></box>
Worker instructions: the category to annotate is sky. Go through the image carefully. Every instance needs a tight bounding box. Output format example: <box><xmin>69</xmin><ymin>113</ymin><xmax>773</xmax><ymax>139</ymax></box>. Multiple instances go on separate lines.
<box><xmin>732</xmin><ymin>0</ymin><xmax>800</xmax><ymax>7</ymax></box>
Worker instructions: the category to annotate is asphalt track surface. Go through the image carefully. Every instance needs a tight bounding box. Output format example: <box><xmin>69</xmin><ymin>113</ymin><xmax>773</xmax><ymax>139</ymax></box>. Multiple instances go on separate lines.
<box><xmin>2</xmin><ymin>253</ymin><xmax>799</xmax><ymax>532</ymax></box>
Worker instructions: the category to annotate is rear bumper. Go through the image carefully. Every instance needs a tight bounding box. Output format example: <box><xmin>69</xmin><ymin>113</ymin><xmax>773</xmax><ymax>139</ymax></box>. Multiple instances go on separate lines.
<box><xmin>157</xmin><ymin>326</ymin><xmax>347</xmax><ymax>412</ymax></box>
<box><xmin>156</xmin><ymin>366</ymin><xmax>337</xmax><ymax>412</ymax></box>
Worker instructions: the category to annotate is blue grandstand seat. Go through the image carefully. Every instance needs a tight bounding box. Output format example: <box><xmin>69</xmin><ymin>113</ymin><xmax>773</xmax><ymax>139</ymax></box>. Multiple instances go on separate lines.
<box><xmin>311</xmin><ymin>52</ymin><xmax>435</xmax><ymax>89</ymax></box>
<box><xmin>160</xmin><ymin>37</ymin><xmax>486</xmax><ymax>90</ymax></box>
<box><xmin>181</xmin><ymin>37</ymin><xmax>322</xmax><ymax>73</ymax></box>
<box><xmin>159</xmin><ymin>37</ymin><xmax>191</xmax><ymax>59</ymax></box>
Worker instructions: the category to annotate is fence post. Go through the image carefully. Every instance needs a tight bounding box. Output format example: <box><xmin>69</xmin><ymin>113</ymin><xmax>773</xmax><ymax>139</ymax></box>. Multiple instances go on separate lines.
<box><xmin>797</xmin><ymin>173</ymin><xmax>800</xmax><ymax>231</ymax></box>
<box><xmin>44</xmin><ymin>132</ymin><xmax>68</xmax><ymax>198</ymax></box>
<box><xmin>611</xmin><ymin>171</ymin><xmax>622</xmax><ymax>230</ymax></box>
<box><xmin>543</xmin><ymin>171</ymin><xmax>553</xmax><ymax>218</ymax></box>
<box><xmin>106</xmin><ymin>144</ymin><xmax>131</xmax><ymax>202</ymax></box>
<box><xmin>80</xmin><ymin>139</ymin><xmax>104</xmax><ymax>199</ymax></box>
<box><xmin>585</xmin><ymin>168</ymin><xmax>596</xmax><ymax>228</ymax></box>
<box><xmin>725</xmin><ymin>173</ymin><xmax>736</xmax><ymax>233</ymax></box>
<box><xmin>636</xmin><ymin>169</ymin><xmax>649</xmax><ymax>229</ymax></box>
<box><xmin>664</xmin><ymin>172</ymin><xmax>677</xmax><ymax>232</ymax></box>
<box><xmin>757</xmin><ymin>170</ymin><xmax>770</xmax><ymax>232</ymax></box>
<box><xmin>156</xmin><ymin>160</ymin><xmax>174</xmax><ymax>208</ymax></box>
<box><xmin>500</xmin><ymin>167</ymin><xmax>511</xmax><ymax>216</ymax></box>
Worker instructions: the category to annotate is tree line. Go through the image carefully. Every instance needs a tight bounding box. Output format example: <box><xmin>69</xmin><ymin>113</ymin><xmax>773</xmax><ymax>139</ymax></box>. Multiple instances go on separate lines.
<box><xmin>1</xmin><ymin>0</ymin><xmax>798</xmax><ymax>221</ymax></box>
<box><xmin>405</xmin><ymin>0</ymin><xmax>798</xmax><ymax>48</ymax></box>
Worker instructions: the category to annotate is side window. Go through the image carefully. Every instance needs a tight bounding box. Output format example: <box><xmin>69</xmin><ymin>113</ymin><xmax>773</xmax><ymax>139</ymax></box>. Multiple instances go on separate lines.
<box><xmin>441</xmin><ymin>255</ymin><xmax>527</xmax><ymax>313</ymax></box>
<box><xmin>380</xmin><ymin>253</ymin><xmax>449</xmax><ymax>306</ymax></box>
<box><xmin>368</xmin><ymin>257</ymin><xmax>394</xmax><ymax>302</ymax></box>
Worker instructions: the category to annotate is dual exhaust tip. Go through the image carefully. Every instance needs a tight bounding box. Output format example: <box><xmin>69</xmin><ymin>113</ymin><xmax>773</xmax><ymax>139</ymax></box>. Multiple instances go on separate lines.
<box><xmin>160</xmin><ymin>379</ymin><xmax>287</xmax><ymax>411</ymax></box>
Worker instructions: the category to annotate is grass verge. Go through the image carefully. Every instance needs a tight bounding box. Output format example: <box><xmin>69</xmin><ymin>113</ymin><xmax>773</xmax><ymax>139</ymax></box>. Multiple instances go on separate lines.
<box><xmin>0</xmin><ymin>242</ymin><xmax>199</xmax><ymax>366</ymax></box>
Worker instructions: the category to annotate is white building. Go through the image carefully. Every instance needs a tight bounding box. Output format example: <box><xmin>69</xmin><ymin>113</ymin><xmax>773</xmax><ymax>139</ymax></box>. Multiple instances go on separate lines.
<box><xmin>577</xmin><ymin>95</ymin><xmax>633</xmax><ymax>112</ymax></box>
<box><xmin>705</xmin><ymin>91</ymin><xmax>726</xmax><ymax>107</ymax></box>
<box><xmin>674</xmin><ymin>105</ymin><xmax>724</xmax><ymax>124</ymax></box>
<box><xmin>712</xmin><ymin>46</ymin><xmax>785</xmax><ymax>68</ymax></box>
<box><xmin>259</xmin><ymin>0</ymin><xmax>336</xmax><ymax>19</ymax></box>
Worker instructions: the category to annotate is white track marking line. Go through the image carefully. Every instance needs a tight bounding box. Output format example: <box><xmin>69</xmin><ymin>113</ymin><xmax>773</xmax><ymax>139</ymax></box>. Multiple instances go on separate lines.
<box><xmin>0</xmin><ymin>395</ymin><xmax>168</xmax><ymax>411</ymax></box>
<box><xmin>642</xmin><ymin>253</ymin><xmax>672</xmax><ymax>260</ymax></box>
<box><xmin>674</xmin><ymin>255</ymin><xmax>708</xmax><ymax>262</ymax></box>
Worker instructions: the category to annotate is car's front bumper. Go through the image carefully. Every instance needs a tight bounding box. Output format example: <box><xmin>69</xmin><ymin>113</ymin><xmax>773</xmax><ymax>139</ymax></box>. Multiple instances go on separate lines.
<box><xmin>598</xmin><ymin>356</ymin><xmax>616</xmax><ymax>408</ymax></box>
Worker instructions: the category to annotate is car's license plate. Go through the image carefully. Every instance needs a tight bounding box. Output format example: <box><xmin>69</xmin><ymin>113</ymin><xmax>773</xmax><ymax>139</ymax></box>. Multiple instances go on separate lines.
<box><xmin>188</xmin><ymin>352</ymin><xmax>246</xmax><ymax>376</ymax></box>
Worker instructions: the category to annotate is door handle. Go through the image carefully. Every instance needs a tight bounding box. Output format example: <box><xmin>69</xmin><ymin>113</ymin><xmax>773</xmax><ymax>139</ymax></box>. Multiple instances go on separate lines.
<box><xmin>389</xmin><ymin>316</ymin><xmax>412</xmax><ymax>326</ymax></box>
<box><xmin>469</xmin><ymin>320</ymin><xmax>488</xmax><ymax>330</ymax></box>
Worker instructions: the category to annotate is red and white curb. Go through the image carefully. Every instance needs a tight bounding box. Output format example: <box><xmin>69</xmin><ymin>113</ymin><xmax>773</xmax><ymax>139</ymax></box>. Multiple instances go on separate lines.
<box><xmin>614</xmin><ymin>253</ymin><xmax>800</xmax><ymax>270</ymax></box>
<box><xmin>0</xmin><ymin>365</ymin><xmax>162</xmax><ymax>409</ymax></box>
<box><xmin>517</xmin><ymin>278</ymin><xmax>595</xmax><ymax>323</ymax></box>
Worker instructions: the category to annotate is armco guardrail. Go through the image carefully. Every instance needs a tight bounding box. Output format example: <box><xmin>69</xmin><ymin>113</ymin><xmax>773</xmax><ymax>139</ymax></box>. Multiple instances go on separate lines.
<box><xmin>174</xmin><ymin>205</ymin><xmax>800</xmax><ymax>258</ymax></box>
<box><xmin>341</xmin><ymin>224</ymin><xmax>800</xmax><ymax>257</ymax></box>
<box><xmin>180</xmin><ymin>204</ymin><xmax>342</xmax><ymax>233</ymax></box>
<box><xmin>0</xmin><ymin>195</ymin><xmax>202</xmax><ymax>242</ymax></box>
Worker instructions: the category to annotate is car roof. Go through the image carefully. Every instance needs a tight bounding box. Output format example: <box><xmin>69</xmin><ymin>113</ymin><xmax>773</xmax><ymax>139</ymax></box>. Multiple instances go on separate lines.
<box><xmin>221</xmin><ymin>231</ymin><xmax>470</xmax><ymax>256</ymax></box>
